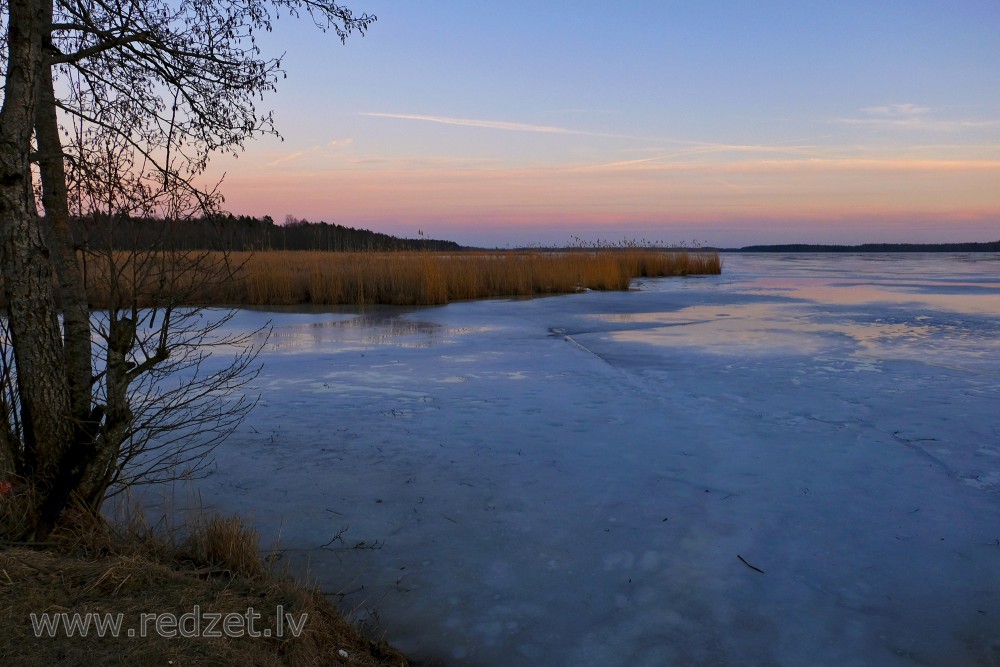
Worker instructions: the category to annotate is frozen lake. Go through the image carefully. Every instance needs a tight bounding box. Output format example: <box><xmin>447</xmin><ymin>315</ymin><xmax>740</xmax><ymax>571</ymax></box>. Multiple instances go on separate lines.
<box><xmin>168</xmin><ymin>253</ymin><xmax>1000</xmax><ymax>666</ymax></box>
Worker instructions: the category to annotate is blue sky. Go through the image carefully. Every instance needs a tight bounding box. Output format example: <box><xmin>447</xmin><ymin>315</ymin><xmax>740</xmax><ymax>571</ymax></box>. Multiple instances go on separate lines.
<box><xmin>208</xmin><ymin>1</ymin><xmax>1000</xmax><ymax>246</ymax></box>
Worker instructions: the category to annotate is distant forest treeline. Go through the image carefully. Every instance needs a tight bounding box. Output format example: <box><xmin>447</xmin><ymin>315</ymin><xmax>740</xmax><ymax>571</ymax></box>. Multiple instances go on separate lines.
<box><xmin>70</xmin><ymin>214</ymin><xmax>464</xmax><ymax>252</ymax></box>
<box><xmin>737</xmin><ymin>241</ymin><xmax>1000</xmax><ymax>253</ymax></box>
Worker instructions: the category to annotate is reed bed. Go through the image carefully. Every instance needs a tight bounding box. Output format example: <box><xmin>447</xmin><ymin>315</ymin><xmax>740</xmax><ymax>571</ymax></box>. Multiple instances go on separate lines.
<box><xmin>225</xmin><ymin>249</ymin><xmax>721</xmax><ymax>306</ymax></box>
<box><xmin>53</xmin><ymin>248</ymin><xmax>720</xmax><ymax>308</ymax></box>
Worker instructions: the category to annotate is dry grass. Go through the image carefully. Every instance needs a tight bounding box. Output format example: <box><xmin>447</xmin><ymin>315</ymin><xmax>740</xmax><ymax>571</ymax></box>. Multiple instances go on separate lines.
<box><xmin>0</xmin><ymin>248</ymin><xmax>720</xmax><ymax>309</ymax></box>
<box><xmin>223</xmin><ymin>249</ymin><xmax>722</xmax><ymax>306</ymax></box>
<box><xmin>15</xmin><ymin>248</ymin><xmax>720</xmax><ymax>308</ymax></box>
<box><xmin>0</xmin><ymin>505</ymin><xmax>409</xmax><ymax>667</ymax></box>
<box><xmin>180</xmin><ymin>514</ymin><xmax>268</xmax><ymax>580</ymax></box>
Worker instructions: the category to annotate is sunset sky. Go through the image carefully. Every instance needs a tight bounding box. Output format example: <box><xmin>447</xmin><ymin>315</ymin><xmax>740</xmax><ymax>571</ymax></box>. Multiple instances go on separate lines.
<box><xmin>207</xmin><ymin>1</ymin><xmax>1000</xmax><ymax>247</ymax></box>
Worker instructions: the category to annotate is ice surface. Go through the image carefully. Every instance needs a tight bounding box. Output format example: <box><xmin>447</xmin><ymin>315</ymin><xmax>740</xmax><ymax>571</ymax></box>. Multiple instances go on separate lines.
<box><xmin>149</xmin><ymin>253</ymin><xmax>1000</xmax><ymax>666</ymax></box>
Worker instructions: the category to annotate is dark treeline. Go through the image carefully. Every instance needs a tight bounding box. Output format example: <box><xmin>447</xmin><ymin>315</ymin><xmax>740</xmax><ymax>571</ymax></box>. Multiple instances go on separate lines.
<box><xmin>70</xmin><ymin>214</ymin><xmax>464</xmax><ymax>252</ymax></box>
<box><xmin>737</xmin><ymin>241</ymin><xmax>1000</xmax><ymax>253</ymax></box>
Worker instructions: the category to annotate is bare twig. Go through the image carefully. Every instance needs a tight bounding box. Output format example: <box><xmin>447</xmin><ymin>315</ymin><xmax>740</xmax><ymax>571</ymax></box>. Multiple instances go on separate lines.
<box><xmin>737</xmin><ymin>554</ymin><xmax>765</xmax><ymax>574</ymax></box>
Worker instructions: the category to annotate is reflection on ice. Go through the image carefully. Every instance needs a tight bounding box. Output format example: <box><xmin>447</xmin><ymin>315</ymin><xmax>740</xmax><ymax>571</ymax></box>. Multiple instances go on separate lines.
<box><xmin>280</xmin><ymin>313</ymin><xmax>437</xmax><ymax>350</ymax></box>
<box><xmin>600</xmin><ymin>302</ymin><xmax>1000</xmax><ymax>367</ymax></box>
<box><xmin>598</xmin><ymin>303</ymin><xmax>831</xmax><ymax>356</ymax></box>
<box><xmin>594</xmin><ymin>254</ymin><xmax>1000</xmax><ymax>368</ymax></box>
<box><xmin>262</xmin><ymin>309</ymin><xmax>453</xmax><ymax>353</ymax></box>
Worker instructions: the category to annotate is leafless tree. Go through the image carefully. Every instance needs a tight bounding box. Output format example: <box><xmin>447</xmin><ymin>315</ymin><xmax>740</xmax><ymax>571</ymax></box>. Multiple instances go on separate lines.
<box><xmin>0</xmin><ymin>0</ymin><xmax>374</xmax><ymax>538</ymax></box>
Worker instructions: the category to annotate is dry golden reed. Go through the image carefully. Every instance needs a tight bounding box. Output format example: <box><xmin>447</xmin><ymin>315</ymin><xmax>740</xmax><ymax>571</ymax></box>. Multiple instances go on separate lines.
<box><xmin>64</xmin><ymin>248</ymin><xmax>721</xmax><ymax>308</ymax></box>
<box><xmin>225</xmin><ymin>249</ymin><xmax>722</xmax><ymax>306</ymax></box>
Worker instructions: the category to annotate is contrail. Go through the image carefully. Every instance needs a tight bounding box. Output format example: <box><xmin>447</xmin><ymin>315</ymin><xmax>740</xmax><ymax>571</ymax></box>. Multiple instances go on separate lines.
<box><xmin>362</xmin><ymin>112</ymin><xmax>619</xmax><ymax>137</ymax></box>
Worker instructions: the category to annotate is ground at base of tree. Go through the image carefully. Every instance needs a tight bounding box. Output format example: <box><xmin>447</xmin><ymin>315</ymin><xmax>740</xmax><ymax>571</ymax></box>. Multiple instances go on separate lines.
<box><xmin>0</xmin><ymin>513</ymin><xmax>409</xmax><ymax>667</ymax></box>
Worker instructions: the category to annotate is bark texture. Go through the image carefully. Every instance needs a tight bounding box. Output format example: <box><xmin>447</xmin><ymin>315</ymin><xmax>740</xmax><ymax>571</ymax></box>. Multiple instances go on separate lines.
<box><xmin>0</xmin><ymin>0</ymin><xmax>74</xmax><ymax>490</ymax></box>
<box><xmin>36</xmin><ymin>64</ymin><xmax>95</xmax><ymax>426</ymax></box>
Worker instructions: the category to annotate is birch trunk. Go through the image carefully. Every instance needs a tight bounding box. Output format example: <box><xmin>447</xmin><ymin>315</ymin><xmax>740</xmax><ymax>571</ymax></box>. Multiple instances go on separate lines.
<box><xmin>36</xmin><ymin>65</ymin><xmax>95</xmax><ymax>426</ymax></box>
<box><xmin>0</xmin><ymin>0</ymin><xmax>74</xmax><ymax>487</ymax></box>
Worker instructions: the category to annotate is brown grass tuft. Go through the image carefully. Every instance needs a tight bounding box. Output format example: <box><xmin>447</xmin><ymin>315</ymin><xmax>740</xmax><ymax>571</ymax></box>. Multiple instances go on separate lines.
<box><xmin>0</xmin><ymin>481</ymin><xmax>38</xmax><ymax>541</ymax></box>
<box><xmin>180</xmin><ymin>514</ymin><xmax>266</xmax><ymax>579</ymax></box>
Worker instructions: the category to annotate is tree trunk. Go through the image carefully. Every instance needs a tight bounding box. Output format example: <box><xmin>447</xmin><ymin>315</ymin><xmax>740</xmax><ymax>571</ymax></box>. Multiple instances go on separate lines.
<box><xmin>0</xmin><ymin>0</ymin><xmax>75</xmax><ymax>531</ymax></box>
<box><xmin>75</xmin><ymin>315</ymin><xmax>134</xmax><ymax>507</ymax></box>
<box><xmin>0</xmin><ymin>420</ymin><xmax>15</xmax><ymax>482</ymax></box>
<box><xmin>36</xmin><ymin>65</ymin><xmax>95</xmax><ymax>427</ymax></box>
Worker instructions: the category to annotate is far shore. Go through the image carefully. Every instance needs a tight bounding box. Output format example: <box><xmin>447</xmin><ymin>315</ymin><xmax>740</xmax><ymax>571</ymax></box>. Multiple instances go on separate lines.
<box><xmin>727</xmin><ymin>241</ymin><xmax>1000</xmax><ymax>252</ymax></box>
